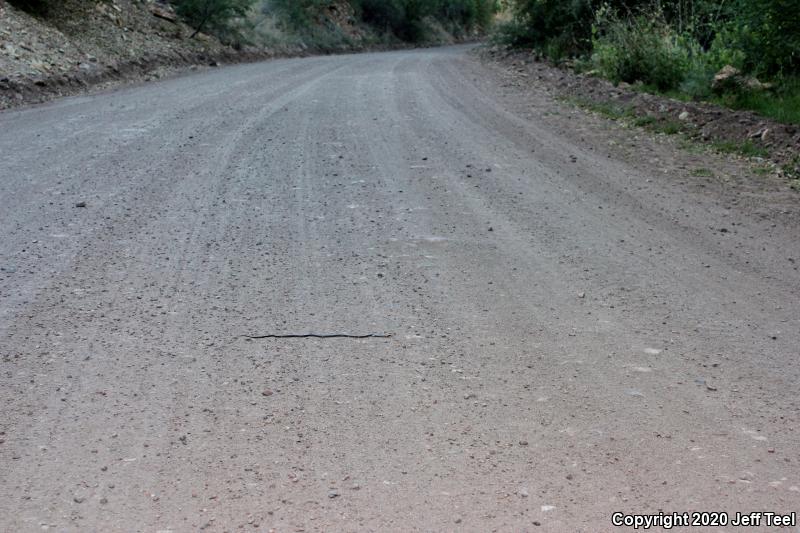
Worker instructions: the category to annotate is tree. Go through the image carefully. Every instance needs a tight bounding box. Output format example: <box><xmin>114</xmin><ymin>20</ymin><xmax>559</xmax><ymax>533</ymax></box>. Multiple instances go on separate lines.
<box><xmin>174</xmin><ymin>0</ymin><xmax>256</xmax><ymax>38</ymax></box>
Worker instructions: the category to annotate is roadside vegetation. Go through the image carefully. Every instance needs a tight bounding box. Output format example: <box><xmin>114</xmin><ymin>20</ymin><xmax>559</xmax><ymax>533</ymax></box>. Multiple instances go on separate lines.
<box><xmin>174</xmin><ymin>0</ymin><xmax>498</xmax><ymax>49</ymax></box>
<box><xmin>7</xmin><ymin>0</ymin><xmax>498</xmax><ymax>50</ymax></box>
<box><xmin>174</xmin><ymin>0</ymin><xmax>256</xmax><ymax>39</ymax></box>
<box><xmin>257</xmin><ymin>0</ymin><xmax>498</xmax><ymax>49</ymax></box>
<box><xmin>494</xmin><ymin>0</ymin><xmax>800</xmax><ymax>125</ymax></box>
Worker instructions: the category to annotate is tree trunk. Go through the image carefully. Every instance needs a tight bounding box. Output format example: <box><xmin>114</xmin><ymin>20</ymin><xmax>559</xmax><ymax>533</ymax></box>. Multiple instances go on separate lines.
<box><xmin>190</xmin><ymin>10</ymin><xmax>212</xmax><ymax>39</ymax></box>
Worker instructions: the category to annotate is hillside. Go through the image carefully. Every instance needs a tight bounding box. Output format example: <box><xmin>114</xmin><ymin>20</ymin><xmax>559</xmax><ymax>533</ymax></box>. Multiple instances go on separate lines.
<box><xmin>0</xmin><ymin>0</ymin><xmax>260</xmax><ymax>107</ymax></box>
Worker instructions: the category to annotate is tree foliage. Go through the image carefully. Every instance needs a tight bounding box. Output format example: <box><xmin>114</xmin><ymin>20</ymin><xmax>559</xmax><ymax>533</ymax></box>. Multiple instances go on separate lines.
<box><xmin>722</xmin><ymin>0</ymin><xmax>800</xmax><ymax>76</ymax></box>
<box><xmin>174</xmin><ymin>0</ymin><xmax>257</xmax><ymax>38</ymax></box>
<box><xmin>266</xmin><ymin>0</ymin><xmax>496</xmax><ymax>43</ymax></box>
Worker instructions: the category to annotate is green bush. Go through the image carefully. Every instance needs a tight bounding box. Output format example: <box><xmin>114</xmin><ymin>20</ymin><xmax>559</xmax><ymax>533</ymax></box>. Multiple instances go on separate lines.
<box><xmin>590</xmin><ymin>8</ymin><xmax>697</xmax><ymax>91</ymax></box>
<box><xmin>266</xmin><ymin>0</ymin><xmax>329</xmax><ymax>31</ymax></box>
<box><xmin>716</xmin><ymin>0</ymin><xmax>800</xmax><ymax>76</ymax></box>
<box><xmin>356</xmin><ymin>0</ymin><xmax>407</xmax><ymax>34</ymax></box>
<box><xmin>433</xmin><ymin>0</ymin><xmax>497</xmax><ymax>34</ymax></box>
<box><xmin>499</xmin><ymin>0</ymin><xmax>594</xmax><ymax>57</ymax></box>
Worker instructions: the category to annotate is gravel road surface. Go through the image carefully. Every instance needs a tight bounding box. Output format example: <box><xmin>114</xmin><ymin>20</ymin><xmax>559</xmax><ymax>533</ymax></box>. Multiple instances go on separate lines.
<box><xmin>1</xmin><ymin>45</ymin><xmax>799</xmax><ymax>532</ymax></box>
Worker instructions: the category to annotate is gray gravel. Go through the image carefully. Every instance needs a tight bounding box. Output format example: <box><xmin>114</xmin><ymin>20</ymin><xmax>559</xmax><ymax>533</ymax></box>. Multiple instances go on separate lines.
<box><xmin>1</xmin><ymin>45</ymin><xmax>799</xmax><ymax>531</ymax></box>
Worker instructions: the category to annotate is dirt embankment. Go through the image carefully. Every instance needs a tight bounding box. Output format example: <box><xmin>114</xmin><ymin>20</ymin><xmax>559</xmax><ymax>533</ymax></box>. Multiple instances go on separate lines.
<box><xmin>480</xmin><ymin>47</ymin><xmax>800</xmax><ymax>175</ymax></box>
<box><xmin>0</xmin><ymin>0</ymin><xmax>300</xmax><ymax>109</ymax></box>
<box><xmin>0</xmin><ymin>0</ymin><xmax>397</xmax><ymax>109</ymax></box>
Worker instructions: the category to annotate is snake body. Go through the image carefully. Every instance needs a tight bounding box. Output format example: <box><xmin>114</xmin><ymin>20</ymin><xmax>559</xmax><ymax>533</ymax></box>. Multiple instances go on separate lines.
<box><xmin>244</xmin><ymin>333</ymin><xmax>392</xmax><ymax>339</ymax></box>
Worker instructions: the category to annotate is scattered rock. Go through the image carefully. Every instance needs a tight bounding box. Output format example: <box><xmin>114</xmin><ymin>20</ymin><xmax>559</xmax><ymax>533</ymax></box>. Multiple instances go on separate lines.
<box><xmin>711</xmin><ymin>66</ymin><xmax>741</xmax><ymax>93</ymax></box>
<box><xmin>74</xmin><ymin>201</ymin><xmax>87</xmax><ymax>208</ymax></box>
<box><xmin>150</xmin><ymin>5</ymin><xmax>177</xmax><ymax>23</ymax></box>
<box><xmin>712</xmin><ymin>65</ymin><xmax>772</xmax><ymax>94</ymax></box>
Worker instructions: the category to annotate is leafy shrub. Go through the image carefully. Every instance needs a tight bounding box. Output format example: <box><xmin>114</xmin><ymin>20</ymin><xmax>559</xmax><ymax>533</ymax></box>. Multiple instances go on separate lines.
<box><xmin>265</xmin><ymin>0</ymin><xmax>330</xmax><ymax>31</ymax></box>
<box><xmin>433</xmin><ymin>0</ymin><xmax>497</xmax><ymax>34</ymax></box>
<box><xmin>678</xmin><ymin>61</ymin><xmax>715</xmax><ymax>98</ymax></box>
<box><xmin>716</xmin><ymin>0</ymin><xmax>800</xmax><ymax>76</ymax></box>
<box><xmin>499</xmin><ymin>0</ymin><xmax>594</xmax><ymax>57</ymax></box>
<box><xmin>356</xmin><ymin>0</ymin><xmax>407</xmax><ymax>34</ymax></box>
<box><xmin>590</xmin><ymin>8</ymin><xmax>697</xmax><ymax>91</ymax></box>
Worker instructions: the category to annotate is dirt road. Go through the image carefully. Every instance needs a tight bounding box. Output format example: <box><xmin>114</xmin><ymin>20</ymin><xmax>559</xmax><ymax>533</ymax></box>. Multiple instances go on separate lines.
<box><xmin>1</xmin><ymin>45</ymin><xmax>799</xmax><ymax>532</ymax></box>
